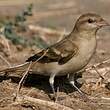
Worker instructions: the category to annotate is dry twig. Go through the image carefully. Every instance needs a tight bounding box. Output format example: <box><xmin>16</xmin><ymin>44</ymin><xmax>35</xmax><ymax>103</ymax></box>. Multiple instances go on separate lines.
<box><xmin>16</xmin><ymin>49</ymin><xmax>49</xmax><ymax>96</ymax></box>
<box><xmin>14</xmin><ymin>95</ymin><xmax>73</xmax><ymax>110</ymax></box>
<box><xmin>85</xmin><ymin>59</ymin><xmax>110</xmax><ymax>89</ymax></box>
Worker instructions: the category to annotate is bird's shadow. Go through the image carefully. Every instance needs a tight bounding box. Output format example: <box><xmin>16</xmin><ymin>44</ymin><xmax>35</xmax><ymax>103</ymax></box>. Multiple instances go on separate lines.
<box><xmin>0</xmin><ymin>73</ymin><xmax>83</xmax><ymax>95</ymax></box>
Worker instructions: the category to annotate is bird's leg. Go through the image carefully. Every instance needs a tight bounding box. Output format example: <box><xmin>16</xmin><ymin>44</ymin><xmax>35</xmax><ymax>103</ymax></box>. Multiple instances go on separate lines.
<box><xmin>49</xmin><ymin>73</ymin><xmax>56</xmax><ymax>95</ymax></box>
<box><xmin>69</xmin><ymin>73</ymin><xmax>89</xmax><ymax>102</ymax></box>
<box><xmin>70</xmin><ymin>80</ymin><xmax>84</xmax><ymax>95</ymax></box>
<box><xmin>69</xmin><ymin>73</ymin><xmax>84</xmax><ymax>96</ymax></box>
<box><xmin>49</xmin><ymin>73</ymin><xmax>58</xmax><ymax>101</ymax></box>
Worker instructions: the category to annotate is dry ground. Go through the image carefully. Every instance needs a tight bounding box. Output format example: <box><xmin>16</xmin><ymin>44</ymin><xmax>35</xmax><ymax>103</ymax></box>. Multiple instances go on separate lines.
<box><xmin>0</xmin><ymin>0</ymin><xmax>110</xmax><ymax>110</ymax></box>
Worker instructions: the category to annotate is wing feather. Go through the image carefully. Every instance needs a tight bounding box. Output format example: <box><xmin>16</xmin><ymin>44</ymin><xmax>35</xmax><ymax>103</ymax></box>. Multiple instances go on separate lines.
<box><xmin>26</xmin><ymin>39</ymin><xmax>78</xmax><ymax>65</ymax></box>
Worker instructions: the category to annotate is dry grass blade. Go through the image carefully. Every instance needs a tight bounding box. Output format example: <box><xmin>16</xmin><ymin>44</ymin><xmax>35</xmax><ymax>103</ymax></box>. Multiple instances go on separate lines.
<box><xmin>92</xmin><ymin>65</ymin><xmax>105</xmax><ymax>80</ymax></box>
<box><xmin>0</xmin><ymin>54</ymin><xmax>11</xmax><ymax>67</ymax></box>
<box><xmin>17</xmin><ymin>62</ymin><xmax>33</xmax><ymax>95</ymax></box>
<box><xmin>16</xmin><ymin>49</ymin><xmax>49</xmax><ymax>96</ymax></box>
<box><xmin>85</xmin><ymin>59</ymin><xmax>110</xmax><ymax>89</ymax></box>
<box><xmin>86</xmin><ymin>58</ymin><xmax>110</xmax><ymax>71</ymax></box>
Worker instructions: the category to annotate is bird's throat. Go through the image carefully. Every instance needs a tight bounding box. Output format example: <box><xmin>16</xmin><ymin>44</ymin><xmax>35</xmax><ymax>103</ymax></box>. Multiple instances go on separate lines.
<box><xmin>71</xmin><ymin>28</ymin><xmax>97</xmax><ymax>41</ymax></box>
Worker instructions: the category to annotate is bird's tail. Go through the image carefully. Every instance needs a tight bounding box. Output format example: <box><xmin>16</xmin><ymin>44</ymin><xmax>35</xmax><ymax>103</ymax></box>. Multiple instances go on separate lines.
<box><xmin>0</xmin><ymin>62</ymin><xmax>30</xmax><ymax>76</ymax></box>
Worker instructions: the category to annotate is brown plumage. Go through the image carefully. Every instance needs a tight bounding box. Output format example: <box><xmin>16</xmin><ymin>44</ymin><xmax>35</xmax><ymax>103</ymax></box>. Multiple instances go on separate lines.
<box><xmin>26</xmin><ymin>38</ymin><xmax>78</xmax><ymax>65</ymax></box>
<box><xmin>0</xmin><ymin>13</ymin><xmax>109</xmax><ymax>96</ymax></box>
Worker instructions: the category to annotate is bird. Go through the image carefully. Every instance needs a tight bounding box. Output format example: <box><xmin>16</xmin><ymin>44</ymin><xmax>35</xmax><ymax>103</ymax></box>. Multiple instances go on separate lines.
<box><xmin>0</xmin><ymin>13</ymin><xmax>109</xmax><ymax>97</ymax></box>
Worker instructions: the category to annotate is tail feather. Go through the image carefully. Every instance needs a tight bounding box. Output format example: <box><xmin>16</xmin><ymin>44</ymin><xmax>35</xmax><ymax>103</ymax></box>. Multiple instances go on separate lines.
<box><xmin>0</xmin><ymin>62</ymin><xmax>30</xmax><ymax>76</ymax></box>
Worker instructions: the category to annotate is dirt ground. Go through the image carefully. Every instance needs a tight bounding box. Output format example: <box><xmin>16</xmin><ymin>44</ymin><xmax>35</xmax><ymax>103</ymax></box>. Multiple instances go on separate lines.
<box><xmin>0</xmin><ymin>0</ymin><xmax>110</xmax><ymax>110</ymax></box>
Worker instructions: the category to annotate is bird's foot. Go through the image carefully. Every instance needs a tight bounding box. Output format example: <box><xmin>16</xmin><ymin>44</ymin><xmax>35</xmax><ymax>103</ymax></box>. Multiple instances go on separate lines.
<box><xmin>49</xmin><ymin>83</ymin><xmax>60</xmax><ymax>102</ymax></box>
<box><xmin>70</xmin><ymin>80</ymin><xmax>90</xmax><ymax>102</ymax></box>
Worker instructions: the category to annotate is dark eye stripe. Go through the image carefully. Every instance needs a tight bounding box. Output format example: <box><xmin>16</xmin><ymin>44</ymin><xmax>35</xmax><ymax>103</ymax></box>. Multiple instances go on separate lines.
<box><xmin>88</xmin><ymin>19</ymin><xmax>94</xmax><ymax>23</ymax></box>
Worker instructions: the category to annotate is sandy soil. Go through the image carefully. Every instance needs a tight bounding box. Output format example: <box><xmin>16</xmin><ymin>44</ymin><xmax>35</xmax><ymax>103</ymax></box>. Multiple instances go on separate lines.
<box><xmin>0</xmin><ymin>0</ymin><xmax>110</xmax><ymax>110</ymax></box>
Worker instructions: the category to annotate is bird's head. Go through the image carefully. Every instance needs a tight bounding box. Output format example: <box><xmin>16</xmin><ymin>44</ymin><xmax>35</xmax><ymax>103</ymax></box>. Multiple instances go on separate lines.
<box><xmin>74</xmin><ymin>13</ymin><xmax>109</xmax><ymax>33</ymax></box>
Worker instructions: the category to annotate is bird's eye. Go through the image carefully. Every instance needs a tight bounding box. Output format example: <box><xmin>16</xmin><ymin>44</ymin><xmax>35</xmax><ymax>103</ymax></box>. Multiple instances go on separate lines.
<box><xmin>88</xmin><ymin>19</ymin><xmax>94</xmax><ymax>23</ymax></box>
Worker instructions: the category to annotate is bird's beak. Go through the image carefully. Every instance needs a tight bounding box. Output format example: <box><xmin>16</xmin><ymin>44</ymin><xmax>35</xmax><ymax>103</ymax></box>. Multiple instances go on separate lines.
<box><xmin>97</xmin><ymin>19</ymin><xmax>110</xmax><ymax>27</ymax></box>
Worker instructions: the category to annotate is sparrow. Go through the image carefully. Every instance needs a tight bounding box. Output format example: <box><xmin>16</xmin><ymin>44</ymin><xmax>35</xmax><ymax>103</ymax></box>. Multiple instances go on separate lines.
<box><xmin>0</xmin><ymin>13</ymin><xmax>109</xmax><ymax>96</ymax></box>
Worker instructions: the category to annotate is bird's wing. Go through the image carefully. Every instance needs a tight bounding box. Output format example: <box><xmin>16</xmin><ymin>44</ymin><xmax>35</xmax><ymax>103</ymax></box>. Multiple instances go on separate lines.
<box><xmin>54</xmin><ymin>39</ymin><xmax>78</xmax><ymax>64</ymax></box>
<box><xmin>26</xmin><ymin>39</ymin><xmax>78</xmax><ymax>65</ymax></box>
